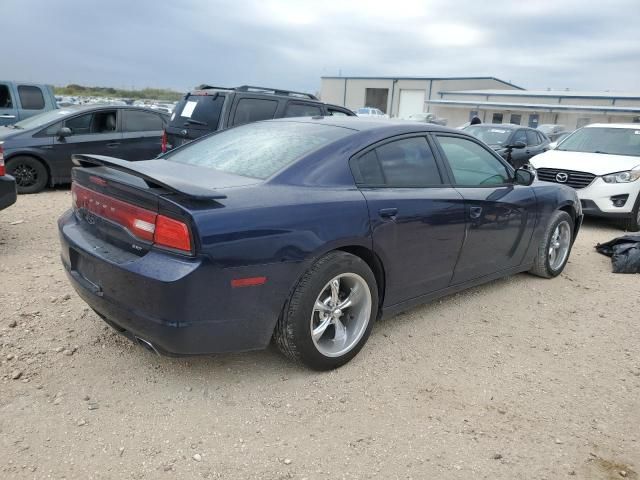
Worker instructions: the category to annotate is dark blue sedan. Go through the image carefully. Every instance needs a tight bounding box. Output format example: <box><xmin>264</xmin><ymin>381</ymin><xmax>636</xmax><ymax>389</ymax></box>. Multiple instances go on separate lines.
<box><xmin>58</xmin><ymin>117</ymin><xmax>582</xmax><ymax>370</ymax></box>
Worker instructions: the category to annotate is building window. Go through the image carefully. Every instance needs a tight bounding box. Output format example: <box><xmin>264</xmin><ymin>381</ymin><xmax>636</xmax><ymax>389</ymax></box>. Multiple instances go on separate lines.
<box><xmin>510</xmin><ymin>114</ymin><xmax>522</xmax><ymax>125</ymax></box>
<box><xmin>469</xmin><ymin>110</ymin><xmax>479</xmax><ymax>121</ymax></box>
<box><xmin>365</xmin><ymin>88</ymin><xmax>389</xmax><ymax>113</ymax></box>
<box><xmin>632</xmin><ymin>116</ymin><xmax>640</xmax><ymax>123</ymax></box>
<box><xmin>492</xmin><ymin>113</ymin><xmax>503</xmax><ymax>124</ymax></box>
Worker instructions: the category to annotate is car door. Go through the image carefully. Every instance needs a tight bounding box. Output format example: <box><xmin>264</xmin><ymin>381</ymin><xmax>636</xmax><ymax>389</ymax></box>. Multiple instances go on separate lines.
<box><xmin>508</xmin><ymin>129</ymin><xmax>529</xmax><ymax>168</ymax></box>
<box><xmin>50</xmin><ymin>110</ymin><xmax>122</xmax><ymax>178</ymax></box>
<box><xmin>433</xmin><ymin>134</ymin><xmax>537</xmax><ymax>285</ymax></box>
<box><xmin>0</xmin><ymin>82</ymin><xmax>18</xmax><ymax>125</ymax></box>
<box><xmin>525</xmin><ymin>130</ymin><xmax>548</xmax><ymax>161</ymax></box>
<box><xmin>351</xmin><ymin>135</ymin><xmax>466</xmax><ymax>306</ymax></box>
<box><xmin>120</xmin><ymin>109</ymin><xmax>165</xmax><ymax>160</ymax></box>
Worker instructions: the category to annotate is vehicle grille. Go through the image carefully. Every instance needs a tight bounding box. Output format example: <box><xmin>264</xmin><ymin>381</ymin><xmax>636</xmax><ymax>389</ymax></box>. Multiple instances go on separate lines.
<box><xmin>536</xmin><ymin>168</ymin><xmax>596</xmax><ymax>189</ymax></box>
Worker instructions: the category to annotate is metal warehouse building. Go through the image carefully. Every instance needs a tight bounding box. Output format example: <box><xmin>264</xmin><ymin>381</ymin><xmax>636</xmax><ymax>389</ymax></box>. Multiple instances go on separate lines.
<box><xmin>320</xmin><ymin>76</ymin><xmax>640</xmax><ymax>130</ymax></box>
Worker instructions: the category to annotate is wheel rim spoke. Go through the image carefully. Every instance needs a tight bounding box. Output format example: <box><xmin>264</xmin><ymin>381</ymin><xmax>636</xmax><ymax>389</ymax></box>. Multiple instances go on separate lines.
<box><xmin>312</xmin><ymin>317</ymin><xmax>332</xmax><ymax>341</ymax></box>
<box><xmin>330</xmin><ymin>279</ymin><xmax>340</xmax><ymax>306</ymax></box>
<box><xmin>336</xmin><ymin>285</ymin><xmax>358</xmax><ymax>310</ymax></box>
<box><xmin>314</xmin><ymin>300</ymin><xmax>331</xmax><ymax>314</ymax></box>
<box><xmin>333</xmin><ymin>318</ymin><xmax>347</xmax><ymax>345</ymax></box>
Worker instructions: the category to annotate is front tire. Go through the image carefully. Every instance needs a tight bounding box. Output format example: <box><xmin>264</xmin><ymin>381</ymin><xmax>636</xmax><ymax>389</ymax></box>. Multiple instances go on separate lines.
<box><xmin>616</xmin><ymin>196</ymin><xmax>640</xmax><ymax>232</ymax></box>
<box><xmin>529</xmin><ymin>210</ymin><xmax>574</xmax><ymax>278</ymax></box>
<box><xmin>6</xmin><ymin>156</ymin><xmax>49</xmax><ymax>194</ymax></box>
<box><xmin>275</xmin><ymin>251</ymin><xmax>378</xmax><ymax>370</ymax></box>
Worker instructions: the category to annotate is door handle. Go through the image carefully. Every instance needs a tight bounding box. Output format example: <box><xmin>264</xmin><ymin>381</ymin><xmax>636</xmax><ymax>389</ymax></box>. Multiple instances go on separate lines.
<box><xmin>469</xmin><ymin>206</ymin><xmax>483</xmax><ymax>219</ymax></box>
<box><xmin>107</xmin><ymin>142</ymin><xmax>120</xmax><ymax>147</ymax></box>
<box><xmin>0</xmin><ymin>114</ymin><xmax>16</xmax><ymax>119</ymax></box>
<box><xmin>379</xmin><ymin>208</ymin><xmax>398</xmax><ymax>219</ymax></box>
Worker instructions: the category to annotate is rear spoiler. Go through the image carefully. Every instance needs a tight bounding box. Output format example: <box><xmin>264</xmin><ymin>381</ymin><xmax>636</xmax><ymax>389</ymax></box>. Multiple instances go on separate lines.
<box><xmin>72</xmin><ymin>154</ymin><xmax>227</xmax><ymax>200</ymax></box>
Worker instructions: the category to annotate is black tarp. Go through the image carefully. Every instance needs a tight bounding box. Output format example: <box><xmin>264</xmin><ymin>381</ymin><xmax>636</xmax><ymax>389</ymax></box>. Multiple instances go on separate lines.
<box><xmin>595</xmin><ymin>235</ymin><xmax>640</xmax><ymax>273</ymax></box>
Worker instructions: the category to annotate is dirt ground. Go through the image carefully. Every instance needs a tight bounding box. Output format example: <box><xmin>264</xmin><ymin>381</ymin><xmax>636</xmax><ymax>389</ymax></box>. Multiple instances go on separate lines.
<box><xmin>1</xmin><ymin>189</ymin><xmax>638</xmax><ymax>480</ymax></box>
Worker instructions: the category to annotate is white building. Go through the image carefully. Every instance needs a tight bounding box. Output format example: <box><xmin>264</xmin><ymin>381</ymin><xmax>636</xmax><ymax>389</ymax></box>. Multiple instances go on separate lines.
<box><xmin>320</xmin><ymin>76</ymin><xmax>640</xmax><ymax>130</ymax></box>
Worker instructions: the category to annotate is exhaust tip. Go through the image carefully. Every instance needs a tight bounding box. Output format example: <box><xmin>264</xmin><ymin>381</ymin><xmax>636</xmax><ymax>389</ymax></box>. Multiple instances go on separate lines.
<box><xmin>135</xmin><ymin>336</ymin><xmax>160</xmax><ymax>356</ymax></box>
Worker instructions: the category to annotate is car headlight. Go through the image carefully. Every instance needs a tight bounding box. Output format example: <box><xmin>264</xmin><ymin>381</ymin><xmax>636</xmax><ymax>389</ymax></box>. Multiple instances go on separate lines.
<box><xmin>602</xmin><ymin>167</ymin><xmax>640</xmax><ymax>183</ymax></box>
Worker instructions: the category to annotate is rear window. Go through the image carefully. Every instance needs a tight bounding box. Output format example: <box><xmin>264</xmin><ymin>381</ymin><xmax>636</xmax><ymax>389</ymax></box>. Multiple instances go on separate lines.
<box><xmin>170</xmin><ymin>94</ymin><xmax>225</xmax><ymax>130</ymax></box>
<box><xmin>164</xmin><ymin>121</ymin><xmax>351</xmax><ymax>179</ymax></box>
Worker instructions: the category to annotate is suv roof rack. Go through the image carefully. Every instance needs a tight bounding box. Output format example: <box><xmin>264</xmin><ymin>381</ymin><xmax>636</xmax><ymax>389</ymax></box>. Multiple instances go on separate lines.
<box><xmin>194</xmin><ymin>84</ymin><xmax>318</xmax><ymax>100</ymax></box>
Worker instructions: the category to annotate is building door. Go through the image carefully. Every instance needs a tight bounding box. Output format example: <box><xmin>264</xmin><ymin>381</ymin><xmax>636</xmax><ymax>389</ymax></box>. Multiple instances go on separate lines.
<box><xmin>365</xmin><ymin>88</ymin><xmax>389</xmax><ymax>113</ymax></box>
<box><xmin>528</xmin><ymin>113</ymin><xmax>539</xmax><ymax>128</ymax></box>
<box><xmin>398</xmin><ymin>89</ymin><xmax>425</xmax><ymax>119</ymax></box>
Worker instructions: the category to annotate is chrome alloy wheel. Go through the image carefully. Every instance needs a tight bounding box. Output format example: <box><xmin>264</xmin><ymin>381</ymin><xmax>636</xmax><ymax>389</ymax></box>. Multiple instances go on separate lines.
<box><xmin>548</xmin><ymin>220</ymin><xmax>571</xmax><ymax>270</ymax></box>
<box><xmin>310</xmin><ymin>273</ymin><xmax>372</xmax><ymax>358</ymax></box>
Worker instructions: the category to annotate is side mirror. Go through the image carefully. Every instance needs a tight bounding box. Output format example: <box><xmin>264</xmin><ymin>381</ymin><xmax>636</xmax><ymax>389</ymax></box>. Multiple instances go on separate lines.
<box><xmin>514</xmin><ymin>167</ymin><xmax>535</xmax><ymax>186</ymax></box>
<box><xmin>57</xmin><ymin>127</ymin><xmax>72</xmax><ymax>138</ymax></box>
<box><xmin>510</xmin><ymin>141</ymin><xmax>526</xmax><ymax>149</ymax></box>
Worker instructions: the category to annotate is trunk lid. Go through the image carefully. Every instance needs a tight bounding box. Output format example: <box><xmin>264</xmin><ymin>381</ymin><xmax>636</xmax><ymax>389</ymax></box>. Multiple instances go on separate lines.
<box><xmin>70</xmin><ymin>154</ymin><xmax>258</xmax><ymax>258</ymax></box>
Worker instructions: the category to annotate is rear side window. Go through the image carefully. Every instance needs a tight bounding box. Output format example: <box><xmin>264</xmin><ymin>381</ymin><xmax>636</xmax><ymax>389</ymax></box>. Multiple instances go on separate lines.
<box><xmin>283</xmin><ymin>102</ymin><xmax>322</xmax><ymax>118</ymax></box>
<box><xmin>17</xmin><ymin>86</ymin><xmax>45</xmax><ymax>110</ymax></box>
<box><xmin>123</xmin><ymin>110</ymin><xmax>164</xmax><ymax>132</ymax></box>
<box><xmin>165</xmin><ymin>121</ymin><xmax>350</xmax><ymax>179</ymax></box>
<box><xmin>353</xmin><ymin>137</ymin><xmax>442</xmax><ymax>187</ymax></box>
<box><xmin>170</xmin><ymin>94</ymin><xmax>225</xmax><ymax>130</ymax></box>
<box><xmin>232</xmin><ymin>98</ymin><xmax>278</xmax><ymax>126</ymax></box>
<box><xmin>437</xmin><ymin>136</ymin><xmax>510</xmax><ymax>186</ymax></box>
<box><xmin>0</xmin><ymin>84</ymin><xmax>13</xmax><ymax>108</ymax></box>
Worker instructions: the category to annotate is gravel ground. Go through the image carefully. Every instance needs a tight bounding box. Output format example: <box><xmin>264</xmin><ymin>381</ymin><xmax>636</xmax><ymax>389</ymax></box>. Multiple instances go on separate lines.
<box><xmin>0</xmin><ymin>189</ymin><xmax>638</xmax><ymax>480</ymax></box>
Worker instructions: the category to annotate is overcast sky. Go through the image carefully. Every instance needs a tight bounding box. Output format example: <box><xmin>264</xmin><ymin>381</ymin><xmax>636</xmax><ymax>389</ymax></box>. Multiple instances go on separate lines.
<box><xmin>5</xmin><ymin>0</ymin><xmax>640</xmax><ymax>94</ymax></box>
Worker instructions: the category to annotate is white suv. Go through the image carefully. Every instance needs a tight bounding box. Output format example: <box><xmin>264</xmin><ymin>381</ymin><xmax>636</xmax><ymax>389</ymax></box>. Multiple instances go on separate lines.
<box><xmin>530</xmin><ymin>124</ymin><xmax>640</xmax><ymax>231</ymax></box>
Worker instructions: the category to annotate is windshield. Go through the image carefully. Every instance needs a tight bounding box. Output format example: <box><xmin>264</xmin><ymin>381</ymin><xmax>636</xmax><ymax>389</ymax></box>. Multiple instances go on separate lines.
<box><xmin>538</xmin><ymin>124</ymin><xmax>562</xmax><ymax>134</ymax></box>
<box><xmin>164</xmin><ymin>121</ymin><xmax>351</xmax><ymax>179</ymax></box>
<box><xmin>464</xmin><ymin>126</ymin><xmax>512</xmax><ymax>145</ymax></box>
<box><xmin>356</xmin><ymin>108</ymin><xmax>369</xmax><ymax>114</ymax></box>
<box><xmin>556</xmin><ymin>127</ymin><xmax>640</xmax><ymax>157</ymax></box>
<box><xmin>13</xmin><ymin>109</ymin><xmax>76</xmax><ymax>129</ymax></box>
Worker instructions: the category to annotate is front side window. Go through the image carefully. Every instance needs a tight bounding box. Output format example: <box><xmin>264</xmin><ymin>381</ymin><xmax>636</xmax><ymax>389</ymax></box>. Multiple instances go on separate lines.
<box><xmin>17</xmin><ymin>86</ymin><xmax>45</xmax><ymax>110</ymax></box>
<box><xmin>123</xmin><ymin>110</ymin><xmax>164</xmax><ymax>132</ymax></box>
<box><xmin>511</xmin><ymin>129</ymin><xmax>527</xmax><ymax>145</ymax></box>
<box><xmin>164</xmin><ymin>121</ymin><xmax>350</xmax><ymax>179</ymax></box>
<box><xmin>65</xmin><ymin>113</ymin><xmax>93</xmax><ymax>134</ymax></box>
<box><xmin>327</xmin><ymin>109</ymin><xmax>349</xmax><ymax>117</ymax></box>
<box><xmin>284</xmin><ymin>103</ymin><xmax>322</xmax><ymax>118</ymax></box>
<box><xmin>232</xmin><ymin>98</ymin><xmax>278</xmax><ymax>126</ymax></box>
<box><xmin>437</xmin><ymin>136</ymin><xmax>511</xmax><ymax>186</ymax></box>
<box><xmin>526</xmin><ymin>130</ymin><xmax>540</xmax><ymax>146</ymax></box>
<box><xmin>352</xmin><ymin>137</ymin><xmax>442</xmax><ymax>187</ymax></box>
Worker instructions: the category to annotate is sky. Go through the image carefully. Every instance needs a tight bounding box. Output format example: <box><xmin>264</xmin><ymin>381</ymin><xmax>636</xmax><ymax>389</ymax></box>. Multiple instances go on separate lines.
<box><xmin>4</xmin><ymin>0</ymin><xmax>640</xmax><ymax>94</ymax></box>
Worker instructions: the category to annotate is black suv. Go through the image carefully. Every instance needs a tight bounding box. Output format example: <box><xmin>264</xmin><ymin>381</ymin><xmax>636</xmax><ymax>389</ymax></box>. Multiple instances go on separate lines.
<box><xmin>164</xmin><ymin>85</ymin><xmax>355</xmax><ymax>150</ymax></box>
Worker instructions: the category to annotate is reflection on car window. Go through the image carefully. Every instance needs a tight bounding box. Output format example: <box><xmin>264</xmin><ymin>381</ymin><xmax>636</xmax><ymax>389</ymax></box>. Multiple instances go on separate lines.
<box><xmin>557</xmin><ymin>127</ymin><xmax>640</xmax><ymax>157</ymax></box>
<box><xmin>165</xmin><ymin>121</ymin><xmax>350</xmax><ymax>179</ymax></box>
<box><xmin>353</xmin><ymin>137</ymin><xmax>442</xmax><ymax>187</ymax></box>
<box><xmin>464</xmin><ymin>126</ymin><xmax>512</xmax><ymax>145</ymax></box>
<box><xmin>437</xmin><ymin>136</ymin><xmax>510</xmax><ymax>186</ymax></box>
<box><xmin>512</xmin><ymin>129</ymin><xmax>527</xmax><ymax>145</ymax></box>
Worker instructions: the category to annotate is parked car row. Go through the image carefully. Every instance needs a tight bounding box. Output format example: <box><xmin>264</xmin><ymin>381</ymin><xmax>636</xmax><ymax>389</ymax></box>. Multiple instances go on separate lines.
<box><xmin>462</xmin><ymin>121</ymin><xmax>639</xmax><ymax>231</ymax></box>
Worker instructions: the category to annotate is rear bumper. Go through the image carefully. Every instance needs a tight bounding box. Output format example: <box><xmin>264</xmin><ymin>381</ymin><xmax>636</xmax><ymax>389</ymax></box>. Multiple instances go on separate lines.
<box><xmin>58</xmin><ymin>209</ymin><xmax>299</xmax><ymax>355</ymax></box>
<box><xmin>0</xmin><ymin>175</ymin><xmax>17</xmax><ymax>210</ymax></box>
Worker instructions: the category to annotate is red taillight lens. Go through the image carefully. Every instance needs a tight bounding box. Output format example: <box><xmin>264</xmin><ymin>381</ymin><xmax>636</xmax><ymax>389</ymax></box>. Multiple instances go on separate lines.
<box><xmin>71</xmin><ymin>183</ymin><xmax>192</xmax><ymax>253</ymax></box>
<box><xmin>0</xmin><ymin>144</ymin><xmax>5</xmax><ymax>176</ymax></box>
<box><xmin>161</xmin><ymin>130</ymin><xmax>167</xmax><ymax>153</ymax></box>
<box><xmin>155</xmin><ymin>214</ymin><xmax>191</xmax><ymax>252</ymax></box>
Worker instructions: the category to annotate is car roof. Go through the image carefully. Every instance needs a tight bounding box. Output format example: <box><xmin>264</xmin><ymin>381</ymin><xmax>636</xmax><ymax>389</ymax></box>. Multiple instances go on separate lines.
<box><xmin>467</xmin><ymin>123</ymin><xmax>520</xmax><ymax>130</ymax></box>
<box><xmin>585</xmin><ymin>123</ymin><xmax>640</xmax><ymax>129</ymax></box>
<box><xmin>269</xmin><ymin>116</ymin><xmax>458</xmax><ymax>134</ymax></box>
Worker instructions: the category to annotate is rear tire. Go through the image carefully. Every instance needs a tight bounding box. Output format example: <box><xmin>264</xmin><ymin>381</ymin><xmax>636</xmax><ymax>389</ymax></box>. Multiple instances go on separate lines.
<box><xmin>274</xmin><ymin>251</ymin><xmax>378</xmax><ymax>370</ymax></box>
<box><xmin>529</xmin><ymin>210</ymin><xmax>574</xmax><ymax>278</ymax></box>
<box><xmin>6</xmin><ymin>156</ymin><xmax>49</xmax><ymax>194</ymax></box>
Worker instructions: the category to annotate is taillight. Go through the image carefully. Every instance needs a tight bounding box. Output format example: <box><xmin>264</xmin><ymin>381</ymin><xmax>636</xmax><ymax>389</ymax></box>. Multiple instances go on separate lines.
<box><xmin>155</xmin><ymin>215</ymin><xmax>191</xmax><ymax>251</ymax></box>
<box><xmin>71</xmin><ymin>183</ymin><xmax>192</xmax><ymax>253</ymax></box>
<box><xmin>161</xmin><ymin>130</ymin><xmax>167</xmax><ymax>153</ymax></box>
<box><xmin>0</xmin><ymin>143</ymin><xmax>5</xmax><ymax>176</ymax></box>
